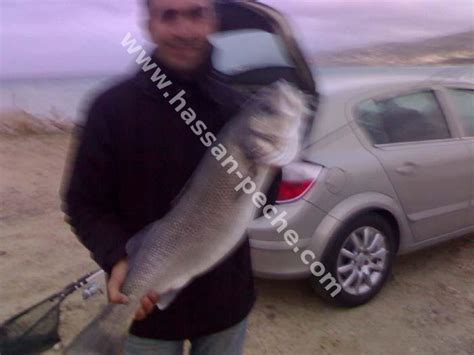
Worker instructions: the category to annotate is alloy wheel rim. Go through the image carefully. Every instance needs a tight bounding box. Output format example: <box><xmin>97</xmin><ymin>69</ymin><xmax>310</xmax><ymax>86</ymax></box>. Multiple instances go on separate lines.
<box><xmin>336</xmin><ymin>226</ymin><xmax>389</xmax><ymax>296</ymax></box>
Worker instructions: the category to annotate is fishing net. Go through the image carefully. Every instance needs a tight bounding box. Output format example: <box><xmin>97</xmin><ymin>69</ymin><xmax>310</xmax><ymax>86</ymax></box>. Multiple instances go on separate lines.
<box><xmin>0</xmin><ymin>296</ymin><xmax>62</xmax><ymax>354</ymax></box>
<box><xmin>0</xmin><ymin>270</ymin><xmax>102</xmax><ymax>355</ymax></box>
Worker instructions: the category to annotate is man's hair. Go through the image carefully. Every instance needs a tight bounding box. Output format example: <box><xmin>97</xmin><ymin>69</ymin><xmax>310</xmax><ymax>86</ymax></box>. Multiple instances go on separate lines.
<box><xmin>144</xmin><ymin>0</ymin><xmax>216</xmax><ymax>8</ymax></box>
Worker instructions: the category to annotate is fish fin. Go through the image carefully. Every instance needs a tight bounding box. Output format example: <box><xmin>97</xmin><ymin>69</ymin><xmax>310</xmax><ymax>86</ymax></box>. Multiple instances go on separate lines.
<box><xmin>65</xmin><ymin>303</ymin><xmax>132</xmax><ymax>354</ymax></box>
<box><xmin>155</xmin><ymin>289</ymin><xmax>180</xmax><ymax>310</ymax></box>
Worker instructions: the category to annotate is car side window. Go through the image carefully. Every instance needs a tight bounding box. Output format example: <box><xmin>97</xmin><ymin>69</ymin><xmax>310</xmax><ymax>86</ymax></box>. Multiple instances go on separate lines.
<box><xmin>356</xmin><ymin>91</ymin><xmax>451</xmax><ymax>144</ymax></box>
<box><xmin>355</xmin><ymin>100</ymin><xmax>390</xmax><ymax>144</ymax></box>
<box><xmin>447</xmin><ymin>89</ymin><xmax>474</xmax><ymax>137</ymax></box>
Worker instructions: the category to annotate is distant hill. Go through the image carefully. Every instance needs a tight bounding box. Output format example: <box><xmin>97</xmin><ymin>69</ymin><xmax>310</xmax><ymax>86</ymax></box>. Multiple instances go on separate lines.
<box><xmin>314</xmin><ymin>31</ymin><xmax>474</xmax><ymax>66</ymax></box>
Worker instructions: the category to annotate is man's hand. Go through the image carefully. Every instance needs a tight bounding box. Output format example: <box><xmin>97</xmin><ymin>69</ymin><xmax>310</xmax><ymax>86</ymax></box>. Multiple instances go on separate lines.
<box><xmin>107</xmin><ymin>257</ymin><xmax>159</xmax><ymax>320</ymax></box>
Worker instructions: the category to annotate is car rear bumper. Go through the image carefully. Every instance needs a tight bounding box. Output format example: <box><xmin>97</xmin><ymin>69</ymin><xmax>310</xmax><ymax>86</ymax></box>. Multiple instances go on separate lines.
<box><xmin>247</xmin><ymin>199</ymin><xmax>342</xmax><ymax>279</ymax></box>
<box><xmin>250</xmin><ymin>238</ymin><xmax>312</xmax><ymax>279</ymax></box>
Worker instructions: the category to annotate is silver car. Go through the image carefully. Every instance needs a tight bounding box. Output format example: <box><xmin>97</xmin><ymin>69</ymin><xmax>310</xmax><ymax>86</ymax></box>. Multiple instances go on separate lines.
<box><xmin>212</xmin><ymin>2</ymin><xmax>473</xmax><ymax>306</ymax></box>
<box><xmin>248</xmin><ymin>72</ymin><xmax>474</xmax><ymax>306</ymax></box>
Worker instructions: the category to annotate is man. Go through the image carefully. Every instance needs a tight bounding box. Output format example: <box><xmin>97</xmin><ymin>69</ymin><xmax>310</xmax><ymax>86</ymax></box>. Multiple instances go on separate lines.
<box><xmin>62</xmin><ymin>0</ymin><xmax>280</xmax><ymax>354</ymax></box>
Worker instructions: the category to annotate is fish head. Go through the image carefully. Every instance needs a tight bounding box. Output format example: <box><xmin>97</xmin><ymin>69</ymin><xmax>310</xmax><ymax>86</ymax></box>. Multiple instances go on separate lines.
<box><xmin>240</xmin><ymin>80</ymin><xmax>310</xmax><ymax>167</ymax></box>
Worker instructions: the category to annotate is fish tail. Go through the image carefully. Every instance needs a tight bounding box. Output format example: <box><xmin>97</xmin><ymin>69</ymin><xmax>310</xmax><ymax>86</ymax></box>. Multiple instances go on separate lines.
<box><xmin>64</xmin><ymin>301</ymin><xmax>136</xmax><ymax>355</ymax></box>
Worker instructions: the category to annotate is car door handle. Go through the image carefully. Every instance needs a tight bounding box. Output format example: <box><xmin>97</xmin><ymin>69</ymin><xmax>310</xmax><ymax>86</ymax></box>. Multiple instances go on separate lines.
<box><xmin>395</xmin><ymin>162</ymin><xmax>418</xmax><ymax>175</ymax></box>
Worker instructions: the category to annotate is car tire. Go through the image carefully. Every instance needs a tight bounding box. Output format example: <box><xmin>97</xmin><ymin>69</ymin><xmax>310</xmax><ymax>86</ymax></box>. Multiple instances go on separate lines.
<box><xmin>310</xmin><ymin>213</ymin><xmax>396</xmax><ymax>307</ymax></box>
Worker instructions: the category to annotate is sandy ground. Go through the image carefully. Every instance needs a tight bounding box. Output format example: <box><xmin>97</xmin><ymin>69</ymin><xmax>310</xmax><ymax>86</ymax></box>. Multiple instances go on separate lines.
<box><xmin>0</xmin><ymin>133</ymin><xmax>473</xmax><ymax>355</ymax></box>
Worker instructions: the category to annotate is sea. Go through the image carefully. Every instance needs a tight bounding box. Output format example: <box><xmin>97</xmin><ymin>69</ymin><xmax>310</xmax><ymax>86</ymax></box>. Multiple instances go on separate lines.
<box><xmin>0</xmin><ymin>66</ymin><xmax>472</xmax><ymax>124</ymax></box>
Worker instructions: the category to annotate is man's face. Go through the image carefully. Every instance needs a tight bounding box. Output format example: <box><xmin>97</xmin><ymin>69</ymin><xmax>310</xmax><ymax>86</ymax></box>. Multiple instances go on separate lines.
<box><xmin>147</xmin><ymin>0</ymin><xmax>217</xmax><ymax>73</ymax></box>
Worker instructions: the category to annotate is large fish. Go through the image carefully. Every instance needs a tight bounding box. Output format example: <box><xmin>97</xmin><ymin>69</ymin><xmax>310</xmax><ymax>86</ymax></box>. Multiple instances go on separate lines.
<box><xmin>65</xmin><ymin>81</ymin><xmax>309</xmax><ymax>354</ymax></box>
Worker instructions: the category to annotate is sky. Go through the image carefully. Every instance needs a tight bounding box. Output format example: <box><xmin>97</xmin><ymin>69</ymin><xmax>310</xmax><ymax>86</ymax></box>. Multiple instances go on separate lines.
<box><xmin>0</xmin><ymin>0</ymin><xmax>472</xmax><ymax>79</ymax></box>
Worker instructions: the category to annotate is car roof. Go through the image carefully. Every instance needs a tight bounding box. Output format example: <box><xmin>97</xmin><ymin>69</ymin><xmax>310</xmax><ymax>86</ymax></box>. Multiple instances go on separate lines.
<box><xmin>316</xmin><ymin>66</ymin><xmax>474</xmax><ymax>97</ymax></box>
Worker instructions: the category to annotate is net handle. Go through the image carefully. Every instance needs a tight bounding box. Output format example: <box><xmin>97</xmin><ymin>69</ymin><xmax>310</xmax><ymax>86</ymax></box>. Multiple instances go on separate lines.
<box><xmin>61</xmin><ymin>269</ymin><xmax>104</xmax><ymax>298</ymax></box>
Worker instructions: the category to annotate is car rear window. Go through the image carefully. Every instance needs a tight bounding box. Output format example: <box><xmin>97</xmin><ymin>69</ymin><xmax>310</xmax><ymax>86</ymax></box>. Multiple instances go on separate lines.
<box><xmin>355</xmin><ymin>90</ymin><xmax>451</xmax><ymax>144</ymax></box>
<box><xmin>209</xmin><ymin>29</ymin><xmax>292</xmax><ymax>75</ymax></box>
<box><xmin>447</xmin><ymin>89</ymin><xmax>474</xmax><ymax>137</ymax></box>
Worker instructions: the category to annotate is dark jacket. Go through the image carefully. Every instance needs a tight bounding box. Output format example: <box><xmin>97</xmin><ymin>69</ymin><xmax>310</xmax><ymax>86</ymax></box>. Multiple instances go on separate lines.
<box><xmin>62</xmin><ymin>54</ymin><xmax>277</xmax><ymax>340</ymax></box>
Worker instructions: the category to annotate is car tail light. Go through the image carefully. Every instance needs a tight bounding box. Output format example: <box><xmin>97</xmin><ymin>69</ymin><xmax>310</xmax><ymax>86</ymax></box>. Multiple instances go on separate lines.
<box><xmin>276</xmin><ymin>161</ymin><xmax>323</xmax><ymax>204</ymax></box>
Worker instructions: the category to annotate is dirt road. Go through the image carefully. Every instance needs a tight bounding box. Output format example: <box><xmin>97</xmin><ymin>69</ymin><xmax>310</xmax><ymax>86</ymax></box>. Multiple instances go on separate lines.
<box><xmin>0</xmin><ymin>133</ymin><xmax>472</xmax><ymax>355</ymax></box>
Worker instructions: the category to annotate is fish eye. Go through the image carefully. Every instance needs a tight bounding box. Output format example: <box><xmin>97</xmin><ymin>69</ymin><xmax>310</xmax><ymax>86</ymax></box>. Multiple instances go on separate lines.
<box><xmin>260</xmin><ymin>101</ymin><xmax>277</xmax><ymax>116</ymax></box>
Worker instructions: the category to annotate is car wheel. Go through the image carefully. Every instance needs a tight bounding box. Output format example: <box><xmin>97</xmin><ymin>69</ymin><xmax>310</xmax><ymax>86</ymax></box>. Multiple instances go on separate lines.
<box><xmin>311</xmin><ymin>213</ymin><xmax>396</xmax><ymax>307</ymax></box>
